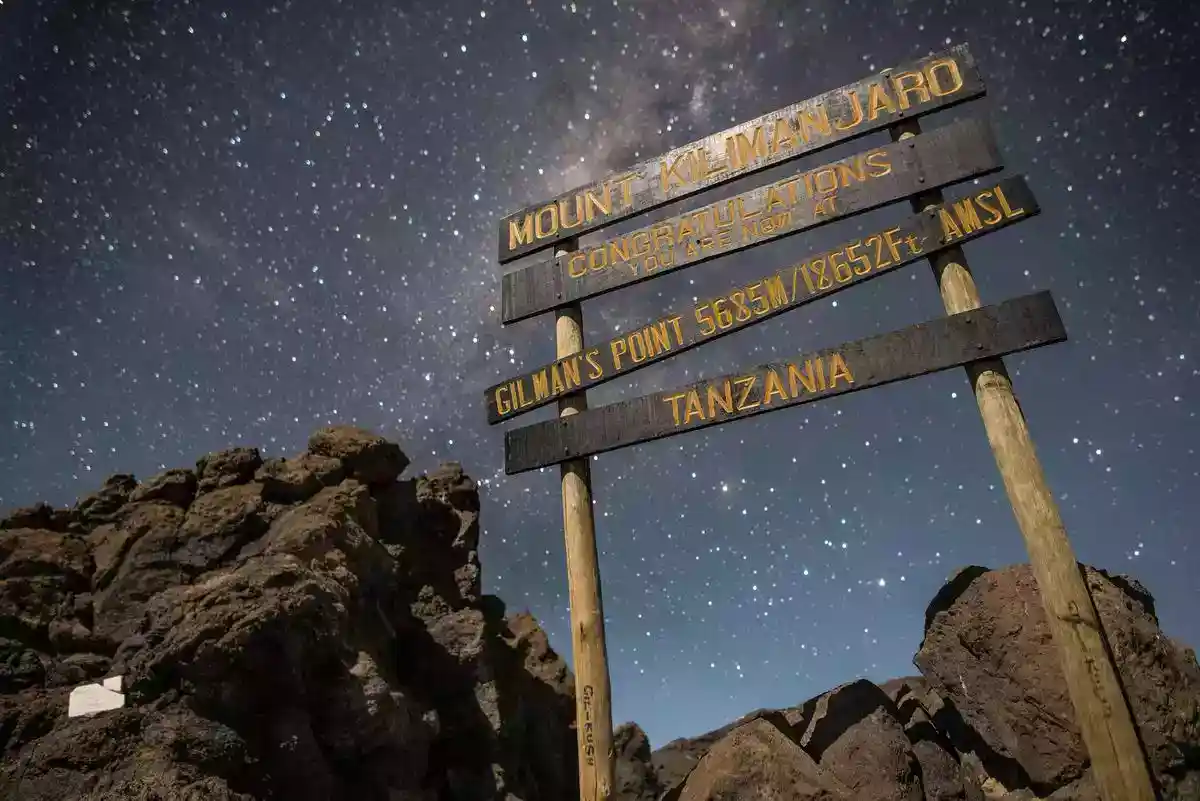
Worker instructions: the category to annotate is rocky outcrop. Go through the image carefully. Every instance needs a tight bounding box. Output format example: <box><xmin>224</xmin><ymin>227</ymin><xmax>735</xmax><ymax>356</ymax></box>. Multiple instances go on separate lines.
<box><xmin>617</xmin><ymin>565</ymin><xmax>1200</xmax><ymax>801</ymax></box>
<box><xmin>915</xmin><ymin>564</ymin><xmax>1200</xmax><ymax>801</ymax></box>
<box><xmin>0</xmin><ymin>426</ymin><xmax>574</xmax><ymax>801</ymax></box>
<box><xmin>3</xmin><ymin>427</ymin><xmax>1198</xmax><ymax>801</ymax></box>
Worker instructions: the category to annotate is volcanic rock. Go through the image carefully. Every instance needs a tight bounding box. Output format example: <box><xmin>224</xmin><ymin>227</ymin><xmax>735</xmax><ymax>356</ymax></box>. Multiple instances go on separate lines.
<box><xmin>614</xmin><ymin>564</ymin><xmax>1200</xmax><ymax>801</ymax></box>
<box><xmin>0</xmin><ymin>430</ymin><xmax>575</xmax><ymax>801</ymax></box>
<box><xmin>308</xmin><ymin>425</ymin><xmax>409</xmax><ymax>486</ymax></box>
<box><xmin>3</xmin><ymin>428</ymin><xmax>1198</xmax><ymax>801</ymax></box>
<box><xmin>916</xmin><ymin>563</ymin><xmax>1200</xmax><ymax>799</ymax></box>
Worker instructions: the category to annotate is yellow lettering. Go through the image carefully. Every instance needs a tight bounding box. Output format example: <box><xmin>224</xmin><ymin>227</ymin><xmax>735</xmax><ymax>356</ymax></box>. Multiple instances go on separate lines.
<box><xmin>584</xmin><ymin>184</ymin><xmax>612</xmax><ymax>221</ymax></box>
<box><xmin>610</xmin><ymin>339</ymin><xmax>628</xmax><ymax>370</ymax></box>
<box><xmin>651</xmin><ymin>223</ymin><xmax>673</xmax><ymax>252</ymax></box>
<box><xmin>737</xmin><ymin>197</ymin><xmax>758</xmax><ymax>220</ymax></box>
<box><xmin>727</xmin><ymin>125</ymin><xmax>768</xmax><ymax>170</ymax></box>
<box><xmin>664</xmin><ymin>393</ymin><xmax>687</xmax><ymax>425</ymax></box>
<box><xmin>866</xmin><ymin>83</ymin><xmax>897</xmax><ymax>120</ymax></box>
<box><xmin>562</xmin><ymin>357</ymin><xmax>581</xmax><ymax>388</ymax></box>
<box><xmin>765</xmin><ymin>274</ymin><xmax>788</xmax><ymax>307</ymax></box>
<box><xmin>938</xmin><ymin>208</ymin><xmax>964</xmax><ymax>242</ymax></box>
<box><xmin>763</xmin><ymin>369</ymin><xmax>788</xmax><ymax>405</ymax></box>
<box><xmin>953</xmin><ymin>198</ymin><xmax>983</xmax><ymax>235</ymax></box>
<box><xmin>667</xmin><ymin>315</ymin><xmax>684</xmax><ymax>344</ymax></box>
<box><xmin>507</xmin><ymin>215</ymin><xmax>534</xmax><ymax>251</ymax></box>
<box><xmin>534</xmin><ymin>204</ymin><xmax>558</xmax><ymax>239</ymax></box>
<box><xmin>788</xmin><ymin>361</ymin><xmax>817</xmax><ymax>394</ymax></box>
<box><xmin>660</xmin><ymin>152</ymin><xmax>691</xmax><ymax>193</ymax></box>
<box><xmin>675</xmin><ymin>217</ymin><xmax>695</xmax><ymax>245</ymax></box>
<box><xmin>628</xmin><ymin>331</ymin><xmax>648</xmax><ymax>363</ymax></box>
<box><xmin>495</xmin><ymin>386</ymin><xmax>512</xmax><ymax>416</ymax></box>
<box><xmin>549</xmin><ymin>364</ymin><xmax>566</xmax><ymax>394</ymax></box>
<box><xmin>764</xmin><ymin>185</ymin><xmax>788</xmax><ymax>213</ymax></box>
<box><xmin>975</xmin><ymin>190</ymin><xmax>1003</xmax><ymax>225</ymax></box>
<box><xmin>770</xmin><ymin>116</ymin><xmax>798</xmax><ymax>154</ymax></box>
<box><xmin>632</xmin><ymin>231</ymin><xmax>651</xmax><ymax>257</ymax></box>
<box><xmin>829</xmin><ymin>352</ymin><xmax>854</xmax><ymax>387</ymax></box>
<box><xmin>799</xmin><ymin>107</ymin><xmax>832</xmax><ymax>140</ymax></box>
<box><xmin>926</xmin><ymin>58</ymin><xmax>964</xmax><ymax>97</ymax></box>
<box><xmin>588</xmin><ymin>246</ymin><xmax>608</xmax><ymax>273</ymax></box>
<box><xmin>996</xmin><ymin>185</ymin><xmax>1026</xmax><ymax>219</ymax></box>
<box><xmin>558</xmin><ymin>196</ymin><xmax>584</xmax><ymax>230</ymax></box>
<box><xmin>531</xmin><ymin>370</ymin><xmax>550</xmax><ymax>400</ymax></box>
<box><xmin>734</xmin><ymin>376</ymin><xmax>758</xmax><ymax>411</ymax></box>
<box><xmin>615</xmin><ymin>172</ymin><xmax>637</xmax><ymax>208</ymax></box>
<box><xmin>683</xmin><ymin>390</ymin><xmax>704</xmax><ymax>424</ymax></box>
<box><xmin>835</xmin><ymin>89</ymin><xmax>865</xmax><ymax>131</ymax></box>
<box><xmin>892</xmin><ymin>70</ymin><xmax>931</xmax><ymax>109</ymax></box>
<box><xmin>585</xmin><ymin>348</ymin><xmax>603</xmax><ymax>380</ymax></box>
<box><xmin>645</xmin><ymin>321</ymin><xmax>671</xmax><ymax>355</ymax></box>
<box><xmin>813</xmin><ymin>166</ymin><xmax>839</xmax><ymax>194</ymax></box>
<box><xmin>868</xmin><ymin>234</ymin><xmax>887</xmax><ymax>268</ymax></box>
<box><xmin>865</xmin><ymin>150</ymin><xmax>893</xmax><ymax>177</ymax></box>
<box><xmin>813</xmin><ymin>194</ymin><xmax>837</xmax><ymax>217</ymax></box>
<box><xmin>883</xmin><ymin>227</ymin><xmax>904</xmax><ymax>263</ymax></box>
<box><xmin>776</xmin><ymin>176</ymin><xmax>803</xmax><ymax>205</ymax></box>
<box><xmin>713</xmin><ymin>199</ymin><xmax>735</xmax><ymax>227</ymax></box>
<box><xmin>608</xmin><ymin>236</ymin><xmax>632</xmax><ymax>268</ymax></box>
<box><xmin>707</xmin><ymin>381</ymin><xmax>733</xmax><ymax>418</ymax></box>
<box><xmin>567</xmin><ymin>253</ymin><xmax>587</xmax><ymax>278</ymax></box>
<box><xmin>835</xmin><ymin>156</ymin><xmax>868</xmax><ymax>187</ymax></box>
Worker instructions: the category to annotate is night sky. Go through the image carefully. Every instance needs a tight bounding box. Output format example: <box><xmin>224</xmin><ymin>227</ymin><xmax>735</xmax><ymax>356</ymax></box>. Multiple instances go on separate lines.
<box><xmin>2</xmin><ymin>0</ymin><xmax>1197</xmax><ymax>749</ymax></box>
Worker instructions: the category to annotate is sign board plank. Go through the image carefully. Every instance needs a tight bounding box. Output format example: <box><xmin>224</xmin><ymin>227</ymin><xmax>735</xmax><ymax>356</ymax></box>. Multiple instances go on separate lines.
<box><xmin>500</xmin><ymin>116</ymin><xmax>1001</xmax><ymax>324</ymax></box>
<box><xmin>487</xmin><ymin>176</ymin><xmax>1039</xmax><ymax>424</ymax></box>
<box><xmin>497</xmin><ymin>44</ymin><xmax>985</xmax><ymax>263</ymax></box>
<box><xmin>504</xmin><ymin>291</ymin><xmax>1066</xmax><ymax>474</ymax></box>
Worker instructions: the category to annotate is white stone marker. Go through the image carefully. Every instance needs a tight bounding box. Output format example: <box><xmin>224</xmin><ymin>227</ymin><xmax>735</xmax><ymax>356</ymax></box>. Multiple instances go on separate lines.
<box><xmin>67</xmin><ymin>675</ymin><xmax>126</xmax><ymax>718</ymax></box>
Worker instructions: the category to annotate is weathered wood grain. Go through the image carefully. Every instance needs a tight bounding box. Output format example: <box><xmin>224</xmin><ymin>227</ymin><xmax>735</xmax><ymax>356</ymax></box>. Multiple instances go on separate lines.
<box><xmin>504</xmin><ymin>291</ymin><xmax>1066</xmax><ymax>474</ymax></box>
<box><xmin>497</xmin><ymin>44</ymin><xmax>984</xmax><ymax>262</ymax></box>
<box><xmin>486</xmin><ymin>176</ymin><xmax>1038</xmax><ymax>424</ymax></box>
<box><xmin>500</xmin><ymin>116</ymin><xmax>1002</xmax><ymax>324</ymax></box>
<box><xmin>889</xmin><ymin>119</ymin><xmax>1158</xmax><ymax>801</ymax></box>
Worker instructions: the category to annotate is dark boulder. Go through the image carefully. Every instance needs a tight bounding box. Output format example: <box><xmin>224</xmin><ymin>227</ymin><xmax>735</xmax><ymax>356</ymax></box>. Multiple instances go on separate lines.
<box><xmin>195</xmin><ymin>447</ymin><xmax>263</xmax><ymax>495</ymax></box>
<box><xmin>308</xmin><ymin>425</ymin><xmax>409</xmax><ymax>486</ymax></box>
<box><xmin>916</xmin><ymin>563</ymin><xmax>1200</xmax><ymax>799</ymax></box>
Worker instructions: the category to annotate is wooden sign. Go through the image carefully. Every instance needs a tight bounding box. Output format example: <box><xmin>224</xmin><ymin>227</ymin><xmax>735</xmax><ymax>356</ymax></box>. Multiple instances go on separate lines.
<box><xmin>503</xmin><ymin>291</ymin><xmax>1066</xmax><ymax>474</ymax></box>
<box><xmin>487</xmin><ymin>176</ymin><xmax>1038</xmax><ymax>424</ymax></box>
<box><xmin>497</xmin><ymin>45</ymin><xmax>985</xmax><ymax>263</ymax></box>
<box><xmin>500</xmin><ymin>116</ymin><xmax>1001</xmax><ymax>324</ymax></box>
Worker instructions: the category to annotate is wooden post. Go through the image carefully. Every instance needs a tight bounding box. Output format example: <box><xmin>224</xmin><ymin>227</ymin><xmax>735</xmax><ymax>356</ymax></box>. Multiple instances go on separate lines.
<box><xmin>555</xmin><ymin>239</ymin><xmax>616</xmax><ymax>801</ymax></box>
<box><xmin>889</xmin><ymin>118</ymin><xmax>1158</xmax><ymax>801</ymax></box>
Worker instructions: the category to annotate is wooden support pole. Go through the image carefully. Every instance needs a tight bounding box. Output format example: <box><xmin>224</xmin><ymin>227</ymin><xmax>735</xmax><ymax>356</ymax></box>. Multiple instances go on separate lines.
<box><xmin>555</xmin><ymin>239</ymin><xmax>615</xmax><ymax>801</ymax></box>
<box><xmin>889</xmin><ymin>117</ymin><xmax>1158</xmax><ymax>801</ymax></box>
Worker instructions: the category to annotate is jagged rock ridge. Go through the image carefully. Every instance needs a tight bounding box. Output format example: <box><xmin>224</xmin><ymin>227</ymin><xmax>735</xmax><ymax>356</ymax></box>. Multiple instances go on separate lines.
<box><xmin>2</xmin><ymin>426</ymin><xmax>1198</xmax><ymax>801</ymax></box>
<box><xmin>614</xmin><ymin>564</ymin><xmax>1200</xmax><ymax>801</ymax></box>
<box><xmin>0</xmin><ymin>426</ymin><xmax>575</xmax><ymax>801</ymax></box>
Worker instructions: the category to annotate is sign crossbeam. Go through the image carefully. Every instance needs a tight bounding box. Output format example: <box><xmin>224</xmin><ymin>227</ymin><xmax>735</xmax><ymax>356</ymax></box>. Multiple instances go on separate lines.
<box><xmin>504</xmin><ymin>291</ymin><xmax>1066</xmax><ymax>475</ymax></box>
<box><xmin>497</xmin><ymin>45</ymin><xmax>985</xmax><ymax>263</ymax></box>
<box><xmin>487</xmin><ymin>176</ymin><xmax>1039</xmax><ymax>424</ymax></box>
<box><xmin>500</xmin><ymin>116</ymin><xmax>1002</xmax><ymax>325</ymax></box>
